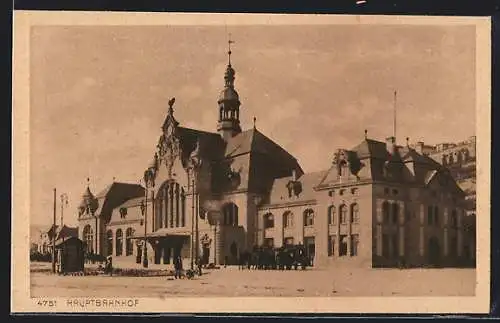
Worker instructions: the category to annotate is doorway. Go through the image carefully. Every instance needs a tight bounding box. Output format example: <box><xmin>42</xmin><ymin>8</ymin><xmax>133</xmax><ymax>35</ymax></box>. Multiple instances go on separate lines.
<box><xmin>229</xmin><ymin>241</ymin><xmax>238</xmax><ymax>265</ymax></box>
<box><xmin>428</xmin><ymin>237</ymin><xmax>441</xmax><ymax>267</ymax></box>
<box><xmin>304</xmin><ymin>237</ymin><xmax>315</xmax><ymax>265</ymax></box>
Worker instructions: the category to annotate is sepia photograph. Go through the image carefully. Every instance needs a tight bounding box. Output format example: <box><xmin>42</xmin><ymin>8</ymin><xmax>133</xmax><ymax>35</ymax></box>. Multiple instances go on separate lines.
<box><xmin>12</xmin><ymin>12</ymin><xmax>491</xmax><ymax>313</ymax></box>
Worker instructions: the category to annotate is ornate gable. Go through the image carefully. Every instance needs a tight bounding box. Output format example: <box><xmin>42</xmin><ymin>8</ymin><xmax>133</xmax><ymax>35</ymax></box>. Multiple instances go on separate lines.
<box><xmin>157</xmin><ymin>98</ymin><xmax>182</xmax><ymax>179</ymax></box>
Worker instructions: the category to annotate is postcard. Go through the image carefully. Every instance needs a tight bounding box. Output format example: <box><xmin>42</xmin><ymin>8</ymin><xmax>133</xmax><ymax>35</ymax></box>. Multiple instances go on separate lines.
<box><xmin>12</xmin><ymin>11</ymin><xmax>491</xmax><ymax>313</ymax></box>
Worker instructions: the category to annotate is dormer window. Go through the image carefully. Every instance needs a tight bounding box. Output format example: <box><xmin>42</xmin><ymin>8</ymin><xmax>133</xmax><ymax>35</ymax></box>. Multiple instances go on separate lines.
<box><xmin>286</xmin><ymin>180</ymin><xmax>302</xmax><ymax>198</ymax></box>
<box><xmin>119</xmin><ymin>207</ymin><xmax>128</xmax><ymax>219</ymax></box>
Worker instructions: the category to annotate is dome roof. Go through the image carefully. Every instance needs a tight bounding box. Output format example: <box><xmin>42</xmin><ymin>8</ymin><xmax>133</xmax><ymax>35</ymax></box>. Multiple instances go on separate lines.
<box><xmin>218</xmin><ymin>87</ymin><xmax>239</xmax><ymax>103</ymax></box>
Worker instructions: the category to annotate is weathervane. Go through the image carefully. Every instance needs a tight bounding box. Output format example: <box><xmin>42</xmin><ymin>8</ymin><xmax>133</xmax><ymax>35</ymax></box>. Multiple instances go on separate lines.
<box><xmin>228</xmin><ymin>33</ymin><xmax>235</xmax><ymax>65</ymax></box>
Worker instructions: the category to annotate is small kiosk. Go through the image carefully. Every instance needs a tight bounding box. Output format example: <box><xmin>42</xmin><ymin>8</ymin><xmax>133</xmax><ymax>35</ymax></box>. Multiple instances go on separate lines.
<box><xmin>55</xmin><ymin>237</ymin><xmax>85</xmax><ymax>274</ymax></box>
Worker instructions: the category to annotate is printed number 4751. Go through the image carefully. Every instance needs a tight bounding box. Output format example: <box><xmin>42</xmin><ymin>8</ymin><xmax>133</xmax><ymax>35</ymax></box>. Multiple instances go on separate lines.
<box><xmin>37</xmin><ymin>299</ymin><xmax>56</xmax><ymax>307</ymax></box>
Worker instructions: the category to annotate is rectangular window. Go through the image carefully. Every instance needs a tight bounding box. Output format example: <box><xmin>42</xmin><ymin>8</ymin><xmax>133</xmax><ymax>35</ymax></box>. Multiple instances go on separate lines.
<box><xmin>350</xmin><ymin>234</ymin><xmax>359</xmax><ymax>256</ymax></box>
<box><xmin>427</xmin><ymin>205</ymin><xmax>433</xmax><ymax>225</ymax></box>
<box><xmin>264</xmin><ymin>238</ymin><xmax>274</xmax><ymax>248</ymax></box>
<box><xmin>328</xmin><ymin>235</ymin><xmax>336</xmax><ymax>257</ymax></box>
<box><xmin>284</xmin><ymin>213</ymin><xmax>294</xmax><ymax>228</ymax></box>
<box><xmin>339</xmin><ymin>235</ymin><xmax>348</xmax><ymax>256</ymax></box>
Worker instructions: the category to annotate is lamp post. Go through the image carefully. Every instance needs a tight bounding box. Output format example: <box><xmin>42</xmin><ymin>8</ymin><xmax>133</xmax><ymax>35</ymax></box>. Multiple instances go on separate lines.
<box><xmin>60</xmin><ymin>193</ymin><xmax>68</xmax><ymax>241</ymax></box>
<box><xmin>143</xmin><ymin>168</ymin><xmax>156</xmax><ymax>268</ymax></box>
<box><xmin>190</xmin><ymin>177</ymin><xmax>195</xmax><ymax>271</ymax></box>
<box><xmin>52</xmin><ymin>188</ymin><xmax>56</xmax><ymax>274</ymax></box>
<box><xmin>253</xmin><ymin>195</ymin><xmax>263</xmax><ymax>248</ymax></box>
<box><xmin>189</xmin><ymin>143</ymin><xmax>202</xmax><ymax>271</ymax></box>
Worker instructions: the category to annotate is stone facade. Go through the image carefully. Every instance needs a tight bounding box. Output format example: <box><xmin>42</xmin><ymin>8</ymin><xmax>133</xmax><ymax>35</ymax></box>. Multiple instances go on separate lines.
<box><xmin>74</xmin><ymin>50</ymin><xmax>475</xmax><ymax>269</ymax></box>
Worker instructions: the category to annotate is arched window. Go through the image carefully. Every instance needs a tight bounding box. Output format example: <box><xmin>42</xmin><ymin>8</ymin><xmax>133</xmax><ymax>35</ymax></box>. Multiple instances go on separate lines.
<box><xmin>328</xmin><ymin>205</ymin><xmax>336</xmax><ymax>225</ymax></box>
<box><xmin>463</xmin><ymin>149</ymin><xmax>469</xmax><ymax>162</ymax></box>
<box><xmin>115</xmin><ymin>229</ymin><xmax>123</xmax><ymax>256</ymax></box>
<box><xmin>456</xmin><ymin>151</ymin><xmax>462</xmax><ymax>164</ymax></box>
<box><xmin>83</xmin><ymin>225</ymin><xmax>93</xmax><ymax>253</ymax></box>
<box><xmin>382</xmin><ymin>201</ymin><xmax>390</xmax><ymax>224</ymax></box>
<box><xmin>222</xmin><ymin>203</ymin><xmax>238</xmax><ymax>226</ymax></box>
<box><xmin>263</xmin><ymin>213</ymin><xmax>274</xmax><ymax>229</ymax></box>
<box><xmin>283</xmin><ymin>211</ymin><xmax>294</xmax><ymax>228</ymax></box>
<box><xmin>448</xmin><ymin>154</ymin><xmax>454</xmax><ymax>165</ymax></box>
<box><xmin>156</xmin><ymin>181</ymin><xmax>186</xmax><ymax>229</ymax></box>
<box><xmin>106</xmin><ymin>230</ymin><xmax>113</xmax><ymax>256</ymax></box>
<box><xmin>303</xmin><ymin>209</ymin><xmax>315</xmax><ymax>226</ymax></box>
<box><xmin>125</xmin><ymin>228</ymin><xmax>134</xmax><ymax>256</ymax></box>
<box><xmin>392</xmin><ymin>203</ymin><xmax>399</xmax><ymax>224</ymax></box>
<box><xmin>351</xmin><ymin>203</ymin><xmax>359</xmax><ymax>223</ymax></box>
<box><xmin>340</xmin><ymin>204</ymin><xmax>348</xmax><ymax>224</ymax></box>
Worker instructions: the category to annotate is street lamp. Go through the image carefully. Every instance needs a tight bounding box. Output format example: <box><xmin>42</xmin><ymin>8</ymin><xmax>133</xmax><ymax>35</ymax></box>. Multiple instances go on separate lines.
<box><xmin>253</xmin><ymin>195</ymin><xmax>263</xmax><ymax>247</ymax></box>
<box><xmin>189</xmin><ymin>141</ymin><xmax>202</xmax><ymax>271</ymax></box>
<box><xmin>143</xmin><ymin>167</ymin><xmax>156</xmax><ymax>268</ymax></box>
<box><xmin>52</xmin><ymin>188</ymin><xmax>57</xmax><ymax>274</ymax></box>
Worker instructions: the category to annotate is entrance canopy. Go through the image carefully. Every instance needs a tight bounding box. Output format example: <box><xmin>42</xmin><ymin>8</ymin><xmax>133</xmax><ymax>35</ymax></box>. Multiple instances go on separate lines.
<box><xmin>132</xmin><ymin>229</ymin><xmax>191</xmax><ymax>242</ymax></box>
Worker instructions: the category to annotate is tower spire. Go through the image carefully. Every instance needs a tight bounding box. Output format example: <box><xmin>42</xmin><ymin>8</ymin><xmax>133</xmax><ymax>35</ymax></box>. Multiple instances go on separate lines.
<box><xmin>227</xmin><ymin>33</ymin><xmax>234</xmax><ymax>66</ymax></box>
<box><xmin>217</xmin><ymin>34</ymin><xmax>241</xmax><ymax>141</ymax></box>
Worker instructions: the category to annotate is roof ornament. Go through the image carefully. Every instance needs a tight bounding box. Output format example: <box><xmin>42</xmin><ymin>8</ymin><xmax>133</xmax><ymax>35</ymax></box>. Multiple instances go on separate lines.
<box><xmin>364</xmin><ymin>129</ymin><xmax>368</xmax><ymax>139</ymax></box>
<box><xmin>406</xmin><ymin>137</ymin><xmax>410</xmax><ymax>147</ymax></box>
<box><xmin>168</xmin><ymin>97</ymin><xmax>176</xmax><ymax>116</ymax></box>
<box><xmin>253</xmin><ymin>116</ymin><xmax>257</xmax><ymax>129</ymax></box>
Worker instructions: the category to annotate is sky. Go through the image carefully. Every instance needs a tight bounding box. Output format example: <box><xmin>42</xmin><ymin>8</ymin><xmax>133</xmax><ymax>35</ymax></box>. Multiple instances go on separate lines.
<box><xmin>29</xmin><ymin>24</ymin><xmax>476</xmax><ymax>228</ymax></box>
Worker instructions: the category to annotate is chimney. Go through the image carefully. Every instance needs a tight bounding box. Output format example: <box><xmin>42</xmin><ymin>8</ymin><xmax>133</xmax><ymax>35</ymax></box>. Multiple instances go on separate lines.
<box><xmin>415</xmin><ymin>141</ymin><xmax>424</xmax><ymax>154</ymax></box>
<box><xmin>386</xmin><ymin>136</ymin><xmax>396</xmax><ymax>154</ymax></box>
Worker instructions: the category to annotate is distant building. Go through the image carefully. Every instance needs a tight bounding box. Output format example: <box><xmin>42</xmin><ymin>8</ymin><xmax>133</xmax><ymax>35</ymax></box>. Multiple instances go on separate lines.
<box><xmin>75</xmin><ymin>47</ymin><xmax>473</xmax><ymax>268</ymax></box>
<box><xmin>410</xmin><ymin>136</ymin><xmax>476</xmax><ymax>264</ymax></box>
<box><xmin>34</xmin><ymin>224</ymin><xmax>78</xmax><ymax>255</ymax></box>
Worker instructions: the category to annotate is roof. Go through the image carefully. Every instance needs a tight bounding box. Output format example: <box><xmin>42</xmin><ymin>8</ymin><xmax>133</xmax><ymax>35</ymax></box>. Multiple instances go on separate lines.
<box><xmin>225</xmin><ymin>128</ymin><xmax>301</xmax><ymax>166</ymax></box>
<box><xmin>266</xmin><ymin>171</ymin><xmax>327</xmax><ymax>205</ymax></box>
<box><xmin>314</xmin><ymin>137</ymin><xmax>463</xmax><ymax>191</ymax></box>
<box><xmin>176</xmin><ymin>127</ymin><xmax>225</xmax><ymax>161</ymax></box>
<box><xmin>351</xmin><ymin>139</ymin><xmax>390</xmax><ymax>159</ymax></box>
<box><xmin>55</xmin><ymin>236</ymin><xmax>84</xmax><ymax>248</ymax></box>
<box><xmin>117</xmin><ymin>196</ymin><xmax>150</xmax><ymax>208</ymax></box>
<box><xmin>55</xmin><ymin>225</ymin><xmax>78</xmax><ymax>241</ymax></box>
<box><xmin>95</xmin><ymin>182</ymin><xmax>144</xmax><ymax>199</ymax></box>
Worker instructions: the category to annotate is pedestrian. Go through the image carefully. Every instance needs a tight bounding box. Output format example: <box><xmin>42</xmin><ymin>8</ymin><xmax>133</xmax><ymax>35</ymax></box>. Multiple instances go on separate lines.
<box><xmin>174</xmin><ymin>256</ymin><xmax>182</xmax><ymax>279</ymax></box>
<box><xmin>196</xmin><ymin>256</ymin><xmax>203</xmax><ymax>276</ymax></box>
<box><xmin>102</xmin><ymin>256</ymin><xmax>113</xmax><ymax>276</ymax></box>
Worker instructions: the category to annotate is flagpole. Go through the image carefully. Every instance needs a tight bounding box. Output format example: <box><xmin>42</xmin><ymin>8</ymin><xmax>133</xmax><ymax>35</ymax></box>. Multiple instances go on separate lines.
<box><xmin>393</xmin><ymin>90</ymin><xmax>397</xmax><ymax>140</ymax></box>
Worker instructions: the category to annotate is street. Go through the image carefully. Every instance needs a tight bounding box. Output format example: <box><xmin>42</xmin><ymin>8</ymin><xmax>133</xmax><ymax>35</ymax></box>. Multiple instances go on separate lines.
<box><xmin>30</xmin><ymin>265</ymin><xmax>476</xmax><ymax>297</ymax></box>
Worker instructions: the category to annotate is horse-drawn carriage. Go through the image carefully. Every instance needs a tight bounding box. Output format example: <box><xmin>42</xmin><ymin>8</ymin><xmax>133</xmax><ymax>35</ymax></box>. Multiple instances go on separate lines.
<box><xmin>238</xmin><ymin>244</ymin><xmax>311</xmax><ymax>270</ymax></box>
